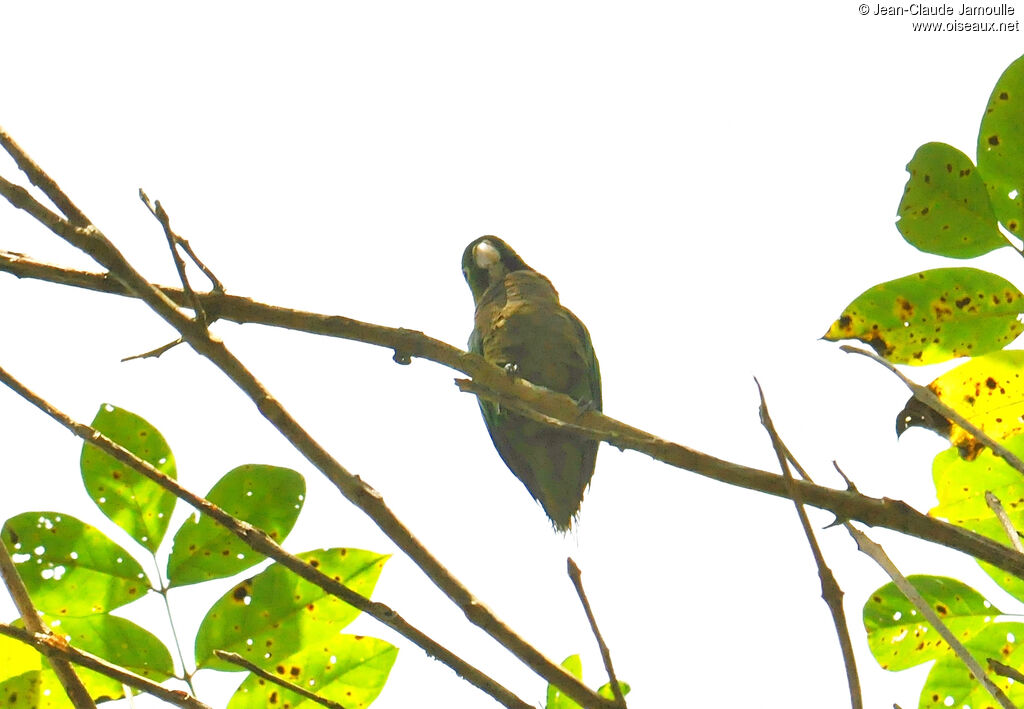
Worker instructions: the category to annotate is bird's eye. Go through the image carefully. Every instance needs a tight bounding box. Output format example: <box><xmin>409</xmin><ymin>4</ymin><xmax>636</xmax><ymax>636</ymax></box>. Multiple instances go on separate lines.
<box><xmin>474</xmin><ymin>241</ymin><xmax>501</xmax><ymax>270</ymax></box>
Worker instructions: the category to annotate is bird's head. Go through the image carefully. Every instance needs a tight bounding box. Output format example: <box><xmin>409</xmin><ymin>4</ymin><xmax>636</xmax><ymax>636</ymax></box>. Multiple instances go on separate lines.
<box><xmin>461</xmin><ymin>235</ymin><xmax>531</xmax><ymax>303</ymax></box>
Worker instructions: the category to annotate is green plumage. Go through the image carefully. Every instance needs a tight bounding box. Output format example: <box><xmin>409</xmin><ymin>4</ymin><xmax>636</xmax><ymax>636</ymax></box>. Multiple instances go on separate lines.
<box><xmin>461</xmin><ymin>236</ymin><xmax>601</xmax><ymax>531</ymax></box>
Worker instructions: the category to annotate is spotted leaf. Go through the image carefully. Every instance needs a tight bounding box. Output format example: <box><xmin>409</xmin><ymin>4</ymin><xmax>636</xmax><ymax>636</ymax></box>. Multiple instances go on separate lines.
<box><xmin>864</xmin><ymin>575</ymin><xmax>998</xmax><ymax>672</ymax></box>
<box><xmin>194</xmin><ymin>548</ymin><xmax>388</xmax><ymax>671</ymax></box>
<box><xmin>824</xmin><ymin>268</ymin><xmax>1023</xmax><ymax>365</ymax></box>
<box><xmin>978</xmin><ymin>53</ymin><xmax>1024</xmax><ymax>238</ymax></box>
<box><xmin>80</xmin><ymin>404</ymin><xmax>177</xmax><ymax>553</ymax></box>
<box><xmin>897</xmin><ymin>142</ymin><xmax>1008</xmax><ymax>258</ymax></box>
<box><xmin>166</xmin><ymin>464</ymin><xmax>305</xmax><ymax>588</ymax></box>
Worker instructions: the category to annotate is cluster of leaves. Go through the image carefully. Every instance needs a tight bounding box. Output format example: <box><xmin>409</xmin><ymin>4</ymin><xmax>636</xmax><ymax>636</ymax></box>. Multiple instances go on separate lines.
<box><xmin>0</xmin><ymin>404</ymin><xmax>396</xmax><ymax>708</ymax></box>
<box><xmin>826</xmin><ymin>53</ymin><xmax>1024</xmax><ymax>707</ymax></box>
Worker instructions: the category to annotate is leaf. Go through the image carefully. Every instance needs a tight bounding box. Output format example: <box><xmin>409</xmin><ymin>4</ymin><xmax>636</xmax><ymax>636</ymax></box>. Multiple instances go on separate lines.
<box><xmin>80</xmin><ymin>404</ymin><xmax>177</xmax><ymax>552</ymax></box>
<box><xmin>932</xmin><ymin>436</ymin><xmax>1024</xmax><ymax>600</ymax></box>
<box><xmin>1</xmin><ymin>512</ymin><xmax>148</xmax><ymax>615</ymax></box>
<box><xmin>823</xmin><ymin>267</ymin><xmax>1023</xmax><ymax>365</ymax></box>
<box><xmin>226</xmin><ymin>635</ymin><xmax>397</xmax><ymax>709</ymax></box>
<box><xmin>919</xmin><ymin>622</ymin><xmax>1024</xmax><ymax>708</ymax></box>
<box><xmin>43</xmin><ymin>613</ymin><xmax>174</xmax><ymax>682</ymax></box>
<box><xmin>194</xmin><ymin>548</ymin><xmax>389</xmax><ymax>670</ymax></box>
<box><xmin>0</xmin><ymin>614</ymin><xmax>173</xmax><ymax>706</ymax></box>
<box><xmin>597</xmin><ymin>681</ymin><xmax>631</xmax><ymax>700</ymax></box>
<box><xmin>863</xmin><ymin>575</ymin><xmax>999</xmax><ymax>672</ymax></box>
<box><xmin>547</xmin><ymin>655</ymin><xmax>584</xmax><ymax>709</ymax></box>
<box><xmin>167</xmin><ymin>464</ymin><xmax>305</xmax><ymax>588</ymax></box>
<box><xmin>978</xmin><ymin>53</ymin><xmax>1024</xmax><ymax>237</ymax></box>
<box><xmin>896</xmin><ymin>142</ymin><xmax>1008</xmax><ymax>258</ymax></box>
<box><xmin>915</xmin><ymin>351</ymin><xmax>1024</xmax><ymax>458</ymax></box>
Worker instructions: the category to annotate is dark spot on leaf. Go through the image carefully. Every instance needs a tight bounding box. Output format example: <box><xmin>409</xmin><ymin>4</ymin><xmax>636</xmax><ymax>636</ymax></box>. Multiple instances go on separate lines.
<box><xmin>955</xmin><ymin>297</ymin><xmax>971</xmax><ymax>308</ymax></box>
<box><xmin>838</xmin><ymin>315</ymin><xmax>852</xmax><ymax>329</ymax></box>
<box><xmin>946</xmin><ymin>163</ymin><xmax>953</xmax><ymax>173</ymax></box>
<box><xmin>989</xmin><ymin>135</ymin><xmax>1001</xmax><ymax>146</ymax></box>
<box><xmin>986</xmin><ymin>377</ymin><xmax>998</xmax><ymax>389</ymax></box>
<box><xmin>1000</xmin><ymin>91</ymin><xmax>1010</xmax><ymax>100</ymax></box>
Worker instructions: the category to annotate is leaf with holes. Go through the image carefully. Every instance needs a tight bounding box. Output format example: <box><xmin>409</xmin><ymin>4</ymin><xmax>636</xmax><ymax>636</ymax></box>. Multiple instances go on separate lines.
<box><xmin>167</xmin><ymin>464</ymin><xmax>305</xmax><ymax>588</ymax></box>
<box><xmin>80</xmin><ymin>404</ymin><xmax>177</xmax><ymax>552</ymax></box>
<box><xmin>918</xmin><ymin>622</ymin><xmax>1024</xmax><ymax>709</ymax></box>
<box><xmin>226</xmin><ymin>635</ymin><xmax>397</xmax><ymax>709</ymax></box>
<box><xmin>864</xmin><ymin>575</ymin><xmax>998</xmax><ymax>672</ymax></box>
<box><xmin>896</xmin><ymin>142</ymin><xmax>1008</xmax><ymax>258</ymax></box>
<box><xmin>1</xmin><ymin>512</ymin><xmax>148</xmax><ymax>615</ymax></box>
<box><xmin>823</xmin><ymin>268</ymin><xmax>1024</xmax><ymax>365</ymax></box>
<box><xmin>932</xmin><ymin>435</ymin><xmax>1024</xmax><ymax>601</ymax></box>
<box><xmin>194</xmin><ymin>548</ymin><xmax>389</xmax><ymax>671</ymax></box>
<box><xmin>978</xmin><ymin>54</ymin><xmax>1024</xmax><ymax>238</ymax></box>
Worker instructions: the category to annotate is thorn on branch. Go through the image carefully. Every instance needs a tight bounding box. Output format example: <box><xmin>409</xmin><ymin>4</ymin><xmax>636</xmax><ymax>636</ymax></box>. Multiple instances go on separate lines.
<box><xmin>121</xmin><ymin>338</ymin><xmax>185</xmax><ymax>362</ymax></box>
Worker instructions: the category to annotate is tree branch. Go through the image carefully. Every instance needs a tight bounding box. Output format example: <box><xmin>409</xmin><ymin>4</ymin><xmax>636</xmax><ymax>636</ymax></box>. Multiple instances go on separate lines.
<box><xmin>0</xmin><ymin>623</ymin><xmax>210</xmax><ymax>709</ymax></box>
<box><xmin>0</xmin><ymin>534</ymin><xmax>96</xmax><ymax>708</ymax></box>
<box><xmin>0</xmin><ymin>128</ymin><xmax>619</xmax><ymax>709</ymax></box>
<box><xmin>567</xmin><ymin>558</ymin><xmax>626</xmax><ymax>707</ymax></box>
<box><xmin>756</xmin><ymin>380</ymin><xmax>861</xmax><ymax>709</ymax></box>
<box><xmin>849</xmin><ymin>527</ymin><xmax>1017</xmax><ymax>709</ymax></box>
<box><xmin>0</xmin><ymin>364</ymin><xmax>533</xmax><ymax>709</ymax></box>
<box><xmin>3</xmin><ymin>249</ymin><xmax>1024</xmax><ymax>601</ymax></box>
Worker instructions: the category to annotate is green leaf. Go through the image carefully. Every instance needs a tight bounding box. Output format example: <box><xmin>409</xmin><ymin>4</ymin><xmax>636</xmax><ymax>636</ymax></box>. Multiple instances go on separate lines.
<box><xmin>547</xmin><ymin>655</ymin><xmax>583</xmax><ymax>709</ymax></box>
<box><xmin>167</xmin><ymin>464</ymin><xmax>305</xmax><ymax>588</ymax></box>
<box><xmin>0</xmin><ymin>670</ymin><xmax>48</xmax><ymax>709</ymax></box>
<box><xmin>1</xmin><ymin>512</ymin><xmax>149</xmax><ymax>615</ymax></box>
<box><xmin>823</xmin><ymin>267</ymin><xmax>1024</xmax><ymax>365</ymax></box>
<box><xmin>226</xmin><ymin>635</ymin><xmax>397</xmax><ymax>709</ymax></box>
<box><xmin>80</xmin><ymin>404</ymin><xmax>177</xmax><ymax>552</ymax></box>
<box><xmin>919</xmin><ymin>622</ymin><xmax>1024</xmax><ymax>708</ymax></box>
<box><xmin>0</xmin><ymin>614</ymin><xmax>173</xmax><ymax>706</ymax></box>
<box><xmin>978</xmin><ymin>53</ymin><xmax>1024</xmax><ymax>237</ymax></box>
<box><xmin>597</xmin><ymin>680</ymin><xmax>631</xmax><ymax>700</ymax></box>
<box><xmin>43</xmin><ymin>613</ymin><xmax>174</xmax><ymax>682</ymax></box>
<box><xmin>863</xmin><ymin>575</ymin><xmax>998</xmax><ymax>671</ymax></box>
<box><xmin>932</xmin><ymin>436</ymin><xmax>1024</xmax><ymax>600</ymax></box>
<box><xmin>194</xmin><ymin>548</ymin><xmax>389</xmax><ymax>670</ymax></box>
<box><xmin>896</xmin><ymin>142</ymin><xmax>1008</xmax><ymax>258</ymax></box>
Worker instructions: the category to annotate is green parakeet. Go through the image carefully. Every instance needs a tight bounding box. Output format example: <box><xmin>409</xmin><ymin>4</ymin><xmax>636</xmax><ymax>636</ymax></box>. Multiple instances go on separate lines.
<box><xmin>461</xmin><ymin>235</ymin><xmax>602</xmax><ymax>531</ymax></box>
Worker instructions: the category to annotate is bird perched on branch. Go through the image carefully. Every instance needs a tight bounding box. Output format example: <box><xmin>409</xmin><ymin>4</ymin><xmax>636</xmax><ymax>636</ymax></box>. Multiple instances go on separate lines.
<box><xmin>461</xmin><ymin>235</ymin><xmax>602</xmax><ymax>531</ymax></box>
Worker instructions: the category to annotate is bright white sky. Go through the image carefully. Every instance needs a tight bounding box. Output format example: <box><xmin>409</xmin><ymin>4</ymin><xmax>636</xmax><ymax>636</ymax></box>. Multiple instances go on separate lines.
<box><xmin>1</xmin><ymin>3</ymin><xmax>1023</xmax><ymax>708</ymax></box>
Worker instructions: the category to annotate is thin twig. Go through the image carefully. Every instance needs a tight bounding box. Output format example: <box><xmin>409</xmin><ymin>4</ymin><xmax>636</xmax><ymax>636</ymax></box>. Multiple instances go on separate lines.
<box><xmin>990</xmin><ymin>658</ymin><xmax>1024</xmax><ymax>684</ymax></box>
<box><xmin>0</xmin><ymin>364</ymin><xmax>532</xmax><ymax>709</ymax></box>
<box><xmin>985</xmin><ymin>492</ymin><xmax>1024</xmax><ymax>553</ymax></box>
<box><xmin>121</xmin><ymin>337</ymin><xmax>185</xmax><ymax>362</ymax></box>
<box><xmin>0</xmin><ymin>528</ymin><xmax>97</xmax><ymax>708</ymax></box>
<box><xmin>566</xmin><ymin>558</ymin><xmax>626</xmax><ymax>708</ymax></box>
<box><xmin>0</xmin><ymin>623</ymin><xmax>209</xmax><ymax>709</ymax></box>
<box><xmin>848</xmin><ymin>526</ymin><xmax>1017</xmax><ymax>709</ymax></box>
<box><xmin>138</xmin><ymin>190</ymin><xmax>208</xmax><ymax>327</ymax></box>
<box><xmin>138</xmin><ymin>190</ymin><xmax>224</xmax><ymax>294</ymax></box>
<box><xmin>3</xmin><ymin>252</ymin><xmax>1024</xmax><ymax>595</ymax></box>
<box><xmin>755</xmin><ymin>380</ymin><xmax>862</xmax><ymax>709</ymax></box>
<box><xmin>214</xmin><ymin>651</ymin><xmax>350</xmax><ymax>709</ymax></box>
<box><xmin>0</xmin><ymin>129</ymin><xmax>619</xmax><ymax>709</ymax></box>
<box><xmin>0</xmin><ymin>126</ymin><xmax>89</xmax><ymax>226</ymax></box>
<box><xmin>842</xmin><ymin>345</ymin><xmax>1024</xmax><ymax>477</ymax></box>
